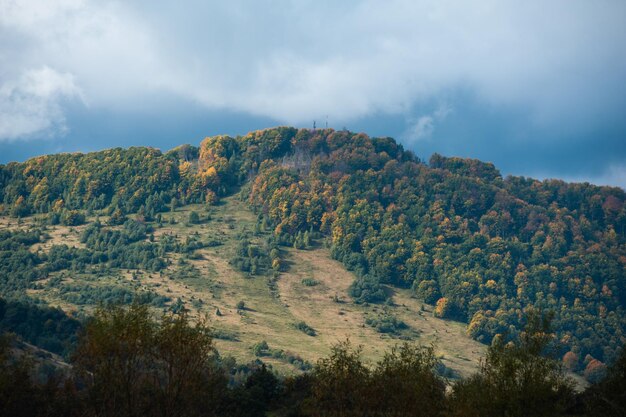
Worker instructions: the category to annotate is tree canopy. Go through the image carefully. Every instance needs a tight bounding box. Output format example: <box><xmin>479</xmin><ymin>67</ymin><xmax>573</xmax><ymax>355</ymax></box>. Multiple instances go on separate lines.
<box><xmin>1</xmin><ymin>127</ymin><xmax>625</xmax><ymax>372</ymax></box>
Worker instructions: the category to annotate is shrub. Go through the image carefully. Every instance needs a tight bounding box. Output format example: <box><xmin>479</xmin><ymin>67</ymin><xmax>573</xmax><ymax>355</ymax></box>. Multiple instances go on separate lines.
<box><xmin>301</xmin><ymin>278</ymin><xmax>318</xmax><ymax>287</ymax></box>
<box><xmin>294</xmin><ymin>321</ymin><xmax>316</xmax><ymax>336</ymax></box>
<box><xmin>365</xmin><ymin>310</ymin><xmax>408</xmax><ymax>334</ymax></box>
<box><xmin>61</xmin><ymin>210</ymin><xmax>86</xmax><ymax>226</ymax></box>
<box><xmin>188</xmin><ymin>211</ymin><xmax>200</xmax><ymax>225</ymax></box>
<box><xmin>349</xmin><ymin>275</ymin><xmax>387</xmax><ymax>304</ymax></box>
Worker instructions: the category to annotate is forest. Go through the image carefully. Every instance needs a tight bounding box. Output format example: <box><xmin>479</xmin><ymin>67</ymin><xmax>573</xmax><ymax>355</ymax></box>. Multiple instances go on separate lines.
<box><xmin>0</xmin><ymin>126</ymin><xmax>625</xmax><ymax>379</ymax></box>
<box><xmin>0</xmin><ymin>304</ymin><xmax>624</xmax><ymax>417</ymax></box>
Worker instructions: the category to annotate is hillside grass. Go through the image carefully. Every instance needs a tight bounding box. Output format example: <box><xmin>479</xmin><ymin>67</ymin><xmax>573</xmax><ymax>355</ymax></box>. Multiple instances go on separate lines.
<box><xmin>2</xmin><ymin>194</ymin><xmax>487</xmax><ymax>376</ymax></box>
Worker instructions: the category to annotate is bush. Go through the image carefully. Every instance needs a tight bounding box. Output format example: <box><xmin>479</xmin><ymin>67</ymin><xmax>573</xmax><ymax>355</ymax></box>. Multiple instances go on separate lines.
<box><xmin>294</xmin><ymin>321</ymin><xmax>316</xmax><ymax>336</ymax></box>
<box><xmin>365</xmin><ymin>310</ymin><xmax>408</xmax><ymax>334</ymax></box>
<box><xmin>188</xmin><ymin>211</ymin><xmax>200</xmax><ymax>225</ymax></box>
<box><xmin>61</xmin><ymin>210</ymin><xmax>86</xmax><ymax>226</ymax></box>
<box><xmin>252</xmin><ymin>341</ymin><xmax>269</xmax><ymax>357</ymax></box>
<box><xmin>301</xmin><ymin>278</ymin><xmax>318</xmax><ymax>287</ymax></box>
<box><xmin>349</xmin><ymin>275</ymin><xmax>387</xmax><ymax>304</ymax></box>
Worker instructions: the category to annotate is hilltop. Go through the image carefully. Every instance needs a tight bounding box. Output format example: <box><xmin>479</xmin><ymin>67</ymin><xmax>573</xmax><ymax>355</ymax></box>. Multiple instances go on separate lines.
<box><xmin>0</xmin><ymin>127</ymin><xmax>624</xmax><ymax>380</ymax></box>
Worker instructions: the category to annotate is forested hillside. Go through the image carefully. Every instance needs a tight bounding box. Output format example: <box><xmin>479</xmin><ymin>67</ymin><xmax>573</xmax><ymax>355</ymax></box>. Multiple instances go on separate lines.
<box><xmin>1</xmin><ymin>127</ymin><xmax>625</xmax><ymax>374</ymax></box>
<box><xmin>5</xmin><ymin>304</ymin><xmax>623</xmax><ymax>417</ymax></box>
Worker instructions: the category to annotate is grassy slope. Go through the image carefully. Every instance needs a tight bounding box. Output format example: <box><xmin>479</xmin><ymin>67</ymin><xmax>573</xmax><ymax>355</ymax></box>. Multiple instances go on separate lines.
<box><xmin>1</xmin><ymin>194</ymin><xmax>487</xmax><ymax>377</ymax></box>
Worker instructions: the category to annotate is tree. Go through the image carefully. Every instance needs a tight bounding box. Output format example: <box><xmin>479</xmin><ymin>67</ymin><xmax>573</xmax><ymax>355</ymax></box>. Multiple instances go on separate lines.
<box><xmin>151</xmin><ymin>312</ymin><xmax>224</xmax><ymax>417</ymax></box>
<box><xmin>434</xmin><ymin>297</ymin><xmax>453</xmax><ymax>318</ymax></box>
<box><xmin>108</xmin><ymin>208</ymin><xmax>127</xmax><ymax>226</ymax></box>
<box><xmin>447</xmin><ymin>311</ymin><xmax>575</xmax><ymax>417</ymax></box>
<box><xmin>188</xmin><ymin>211</ymin><xmax>200</xmax><ymax>225</ymax></box>
<box><xmin>243</xmin><ymin>364</ymin><xmax>279</xmax><ymax>410</ymax></box>
<box><xmin>562</xmin><ymin>351</ymin><xmax>579</xmax><ymax>372</ymax></box>
<box><xmin>306</xmin><ymin>341</ymin><xmax>370</xmax><ymax>417</ymax></box>
<box><xmin>584</xmin><ymin>359</ymin><xmax>608</xmax><ymax>384</ymax></box>
<box><xmin>73</xmin><ymin>304</ymin><xmax>155</xmax><ymax>417</ymax></box>
<box><xmin>61</xmin><ymin>209</ymin><xmax>86</xmax><ymax>226</ymax></box>
<box><xmin>0</xmin><ymin>334</ymin><xmax>39</xmax><ymax>417</ymax></box>
<box><xmin>368</xmin><ymin>343</ymin><xmax>446</xmax><ymax>417</ymax></box>
<box><xmin>73</xmin><ymin>304</ymin><xmax>226</xmax><ymax>417</ymax></box>
<box><xmin>10</xmin><ymin>196</ymin><xmax>30</xmax><ymax>218</ymax></box>
<box><xmin>580</xmin><ymin>347</ymin><xmax>626</xmax><ymax>417</ymax></box>
<box><xmin>0</xmin><ymin>331</ymin><xmax>84</xmax><ymax>417</ymax></box>
<box><xmin>414</xmin><ymin>280</ymin><xmax>441</xmax><ymax>305</ymax></box>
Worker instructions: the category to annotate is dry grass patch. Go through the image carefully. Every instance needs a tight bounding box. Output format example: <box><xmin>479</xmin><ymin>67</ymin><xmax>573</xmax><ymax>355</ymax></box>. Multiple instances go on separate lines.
<box><xmin>1</xmin><ymin>196</ymin><xmax>489</xmax><ymax>377</ymax></box>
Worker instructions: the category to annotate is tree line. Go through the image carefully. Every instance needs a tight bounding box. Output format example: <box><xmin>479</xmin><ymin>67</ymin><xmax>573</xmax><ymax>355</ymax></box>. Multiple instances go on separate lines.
<box><xmin>1</xmin><ymin>305</ymin><xmax>624</xmax><ymax>417</ymax></box>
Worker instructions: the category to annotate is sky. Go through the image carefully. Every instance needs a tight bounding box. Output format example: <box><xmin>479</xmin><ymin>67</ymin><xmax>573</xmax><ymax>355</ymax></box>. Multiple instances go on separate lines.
<box><xmin>1</xmin><ymin>0</ymin><xmax>625</xmax><ymax>187</ymax></box>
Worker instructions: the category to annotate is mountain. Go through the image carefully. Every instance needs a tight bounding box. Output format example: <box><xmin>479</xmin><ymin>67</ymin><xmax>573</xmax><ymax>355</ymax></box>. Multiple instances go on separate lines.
<box><xmin>0</xmin><ymin>126</ymin><xmax>624</xmax><ymax>378</ymax></box>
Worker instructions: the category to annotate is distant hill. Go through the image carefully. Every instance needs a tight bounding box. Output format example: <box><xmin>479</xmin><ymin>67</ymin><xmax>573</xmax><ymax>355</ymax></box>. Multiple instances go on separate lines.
<box><xmin>0</xmin><ymin>127</ymin><xmax>624</xmax><ymax>377</ymax></box>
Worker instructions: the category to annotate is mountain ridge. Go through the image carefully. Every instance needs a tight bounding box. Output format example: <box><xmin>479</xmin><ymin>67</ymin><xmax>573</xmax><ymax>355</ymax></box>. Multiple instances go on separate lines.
<box><xmin>0</xmin><ymin>126</ymin><xmax>624</xmax><ymax>378</ymax></box>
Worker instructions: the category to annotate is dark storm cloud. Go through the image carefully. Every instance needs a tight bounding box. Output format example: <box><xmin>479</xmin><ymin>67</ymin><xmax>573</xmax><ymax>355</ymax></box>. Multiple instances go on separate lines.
<box><xmin>0</xmin><ymin>0</ymin><xmax>625</xmax><ymax>186</ymax></box>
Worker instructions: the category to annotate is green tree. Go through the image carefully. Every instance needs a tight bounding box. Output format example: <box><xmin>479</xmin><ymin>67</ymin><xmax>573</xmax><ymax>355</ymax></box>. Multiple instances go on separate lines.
<box><xmin>152</xmin><ymin>312</ymin><xmax>224</xmax><ymax>417</ymax></box>
<box><xmin>61</xmin><ymin>209</ymin><xmax>86</xmax><ymax>226</ymax></box>
<box><xmin>73</xmin><ymin>304</ymin><xmax>154</xmax><ymax>417</ymax></box>
<box><xmin>188</xmin><ymin>211</ymin><xmax>200</xmax><ymax>225</ymax></box>
<box><xmin>73</xmin><ymin>304</ymin><xmax>226</xmax><ymax>417</ymax></box>
<box><xmin>447</xmin><ymin>312</ymin><xmax>575</xmax><ymax>417</ymax></box>
<box><xmin>108</xmin><ymin>208</ymin><xmax>127</xmax><ymax>225</ymax></box>
<box><xmin>306</xmin><ymin>341</ymin><xmax>370</xmax><ymax>417</ymax></box>
<box><xmin>0</xmin><ymin>334</ymin><xmax>39</xmax><ymax>417</ymax></box>
<box><xmin>368</xmin><ymin>343</ymin><xmax>446</xmax><ymax>417</ymax></box>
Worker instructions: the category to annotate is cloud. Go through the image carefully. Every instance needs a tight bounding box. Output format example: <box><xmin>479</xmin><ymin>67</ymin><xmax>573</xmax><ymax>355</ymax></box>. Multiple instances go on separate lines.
<box><xmin>405</xmin><ymin>104</ymin><xmax>453</xmax><ymax>143</ymax></box>
<box><xmin>594</xmin><ymin>165</ymin><xmax>626</xmax><ymax>189</ymax></box>
<box><xmin>537</xmin><ymin>163</ymin><xmax>626</xmax><ymax>190</ymax></box>
<box><xmin>409</xmin><ymin>116</ymin><xmax>436</xmax><ymax>142</ymax></box>
<box><xmin>3</xmin><ymin>1</ymin><xmax>624</xmax><ymax>126</ymax></box>
<box><xmin>0</xmin><ymin>0</ymin><xmax>624</xmax><ymax>186</ymax></box>
<box><xmin>0</xmin><ymin>66</ymin><xmax>83</xmax><ymax>140</ymax></box>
